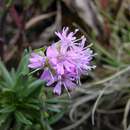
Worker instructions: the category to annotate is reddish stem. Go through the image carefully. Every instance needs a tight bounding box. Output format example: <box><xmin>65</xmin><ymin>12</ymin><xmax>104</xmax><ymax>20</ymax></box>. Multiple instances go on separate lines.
<box><xmin>10</xmin><ymin>6</ymin><xmax>24</xmax><ymax>30</ymax></box>
<box><xmin>100</xmin><ymin>0</ymin><xmax>109</xmax><ymax>10</ymax></box>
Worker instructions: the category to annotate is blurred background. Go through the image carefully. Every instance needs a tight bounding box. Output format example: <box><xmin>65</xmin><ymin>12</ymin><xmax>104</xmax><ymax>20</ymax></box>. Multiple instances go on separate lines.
<box><xmin>0</xmin><ymin>0</ymin><xmax>130</xmax><ymax>130</ymax></box>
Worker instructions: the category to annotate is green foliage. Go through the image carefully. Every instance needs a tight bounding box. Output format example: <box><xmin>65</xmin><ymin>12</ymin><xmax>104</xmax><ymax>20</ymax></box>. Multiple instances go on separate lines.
<box><xmin>0</xmin><ymin>53</ymin><xmax>68</xmax><ymax>130</ymax></box>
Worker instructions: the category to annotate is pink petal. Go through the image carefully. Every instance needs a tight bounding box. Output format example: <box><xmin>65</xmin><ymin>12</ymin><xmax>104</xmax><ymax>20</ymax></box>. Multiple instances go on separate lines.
<box><xmin>28</xmin><ymin>63</ymin><xmax>41</xmax><ymax>69</ymax></box>
<box><xmin>57</xmin><ymin>64</ymin><xmax>64</xmax><ymax>75</ymax></box>
<box><xmin>53</xmin><ymin>82</ymin><xmax>62</xmax><ymax>95</ymax></box>
<box><xmin>64</xmin><ymin>79</ymin><xmax>76</xmax><ymax>90</ymax></box>
<box><xmin>40</xmin><ymin>69</ymin><xmax>54</xmax><ymax>85</ymax></box>
<box><xmin>46</xmin><ymin>45</ymin><xmax>58</xmax><ymax>58</ymax></box>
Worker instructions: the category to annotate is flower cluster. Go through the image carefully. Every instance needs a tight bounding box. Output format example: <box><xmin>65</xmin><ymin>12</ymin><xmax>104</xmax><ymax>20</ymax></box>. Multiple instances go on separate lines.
<box><xmin>28</xmin><ymin>27</ymin><xmax>96</xmax><ymax>95</ymax></box>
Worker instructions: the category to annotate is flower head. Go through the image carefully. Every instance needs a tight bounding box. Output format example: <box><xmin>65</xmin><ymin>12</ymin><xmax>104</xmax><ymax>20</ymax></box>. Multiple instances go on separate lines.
<box><xmin>28</xmin><ymin>27</ymin><xmax>96</xmax><ymax>95</ymax></box>
<box><xmin>46</xmin><ymin>43</ymin><xmax>76</xmax><ymax>75</ymax></box>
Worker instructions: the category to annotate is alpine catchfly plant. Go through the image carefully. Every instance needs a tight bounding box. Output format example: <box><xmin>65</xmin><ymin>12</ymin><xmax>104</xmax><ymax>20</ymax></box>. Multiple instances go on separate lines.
<box><xmin>28</xmin><ymin>27</ymin><xmax>96</xmax><ymax>95</ymax></box>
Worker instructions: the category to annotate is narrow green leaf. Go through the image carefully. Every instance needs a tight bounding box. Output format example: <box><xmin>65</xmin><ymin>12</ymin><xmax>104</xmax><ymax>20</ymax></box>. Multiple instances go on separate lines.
<box><xmin>17</xmin><ymin>53</ymin><xmax>29</xmax><ymax>76</ymax></box>
<box><xmin>23</xmin><ymin>80</ymin><xmax>43</xmax><ymax>98</ymax></box>
<box><xmin>0</xmin><ymin>61</ymin><xmax>13</xmax><ymax>87</ymax></box>
<box><xmin>10</xmin><ymin>68</ymin><xmax>16</xmax><ymax>83</ymax></box>
<box><xmin>15</xmin><ymin>111</ymin><xmax>32</xmax><ymax>125</ymax></box>
<box><xmin>34</xmin><ymin>47</ymin><xmax>46</xmax><ymax>55</ymax></box>
<box><xmin>48</xmin><ymin>111</ymin><xmax>65</xmax><ymax>125</ymax></box>
<box><xmin>46</xmin><ymin>98</ymin><xmax>69</xmax><ymax>104</ymax></box>
<box><xmin>24</xmin><ymin>103</ymin><xmax>40</xmax><ymax>110</ymax></box>
<box><xmin>29</xmin><ymin>80</ymin><xmax>44</xmax><ymax>88</ymax></box>
<box><xmin>0</xmin><ymin>106</ymin><xmax>15</xmax><ymax>113</ymax></box>
<box><xmin>102</xmin><ymin>57</ymin><xmax>120</xmax><ymax>67</ymax></box>
<box><xmin>47</xmin><ymin>107</ymin><xmax>61</xmax><ymax>113</ymax></box>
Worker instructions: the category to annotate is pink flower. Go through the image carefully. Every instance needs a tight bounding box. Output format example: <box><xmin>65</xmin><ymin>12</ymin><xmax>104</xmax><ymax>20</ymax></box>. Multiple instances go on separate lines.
<box><xmin>28</xmin><ymin>27</ymin><xmax>96</xmax><ymax>95</ymax></box>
